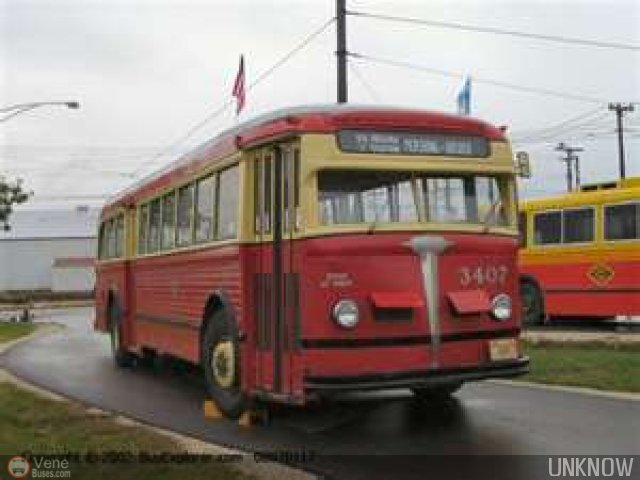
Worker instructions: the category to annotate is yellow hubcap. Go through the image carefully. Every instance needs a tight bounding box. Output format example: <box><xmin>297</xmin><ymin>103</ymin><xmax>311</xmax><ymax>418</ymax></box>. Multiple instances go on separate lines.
<box><xmin>211</xmin><ymin>341</ymin><xmax>234</xmax><ymax>389</ymax></box>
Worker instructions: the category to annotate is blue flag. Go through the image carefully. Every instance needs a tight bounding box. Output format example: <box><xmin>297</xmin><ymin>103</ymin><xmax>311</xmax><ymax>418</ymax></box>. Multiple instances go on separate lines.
<box><xmin>457</xmin><ymin>77</ymin><xmax>471</xmax><ymax>115</ymax></box>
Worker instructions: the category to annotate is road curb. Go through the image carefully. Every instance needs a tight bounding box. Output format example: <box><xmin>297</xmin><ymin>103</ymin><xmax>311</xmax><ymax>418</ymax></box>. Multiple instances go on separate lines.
<box><xmin>489</xmin><ymin>379</ymin><xmax>640</xmax><ymax>402</ymax></box>
<box><xmin>0</xmin><ymin>323</ymin><xmax>63</xmax><ymax>356</ymax></box>
<box><xmin>523</xmin><ymin>330</ymin><xmax>640</xmax><ymax>345</ymax></box>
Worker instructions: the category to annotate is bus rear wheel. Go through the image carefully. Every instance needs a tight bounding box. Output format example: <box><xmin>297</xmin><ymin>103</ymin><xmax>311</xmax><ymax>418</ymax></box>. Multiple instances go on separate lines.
<box><xmin>108</xmin><ymin>303</ymin><xmax>134</xmax><ymax>368</ymax></box>
<box><xmin>412</xmin><ymin>382</ymin><xmax>462</xmax><ymax>400</ymax></box>
<box><xmin>202</xmin><ymin>309</ymin><xmax>246</xmax><ymax>420</ymax></box>
<box><xmin>520</xmin><ymin>280</ymin><xmax>544</xmax><ymax>326</ymax></box>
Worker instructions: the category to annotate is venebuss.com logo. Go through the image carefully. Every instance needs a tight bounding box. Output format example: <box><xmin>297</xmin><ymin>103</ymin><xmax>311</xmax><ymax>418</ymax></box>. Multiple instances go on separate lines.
<box><xmin>7</xmin><ymin>456</ymin><xmax>31</xmax><ymax>479</ymax></box>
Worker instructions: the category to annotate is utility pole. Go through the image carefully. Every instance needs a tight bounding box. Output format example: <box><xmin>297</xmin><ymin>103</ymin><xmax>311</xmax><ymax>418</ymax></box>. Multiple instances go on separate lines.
<box><xmin>555</xmin><ymin>142</ymin><xmax>584</xmax><ymax>192</ymax></box>
<box><xmin>608</xmin><ymin>103</ymin><xmax>635</xmax><ymax>179</ymax></box>
<box><xmin>336</xmin><ymin>0</ymin><xmax>348</xmax><ymax>103</ymax></box>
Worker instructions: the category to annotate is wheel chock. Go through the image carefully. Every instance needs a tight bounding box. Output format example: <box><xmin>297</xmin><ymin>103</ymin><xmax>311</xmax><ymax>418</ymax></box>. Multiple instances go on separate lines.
<box><xmin>237</xmin><ymin>411</ymin><xmax>253</xmax><ymax>427</ymax></box>
<box><xmin>238</xmin><ymin>406</ymin><xmax>270</xmax><ymax>427</ymax></box>
<box><xmin>203</xmin><ymin>400</ymin><xmax>223</xmax><ymax>420</ymax></box>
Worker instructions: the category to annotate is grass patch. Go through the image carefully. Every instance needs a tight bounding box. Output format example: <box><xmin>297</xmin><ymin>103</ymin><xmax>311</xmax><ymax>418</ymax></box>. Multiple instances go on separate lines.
<box><xmin>518</xmin><ymin>340</ymin><xmax>640</xmax><ymax>393</ymax></box>
<box><xmin>0</xmin><ymin>382</ymin><xmax>255</xmax><ymax>479</ymax></box>
<box><xmin>0</xmin><ymin>322</ymin><xmax>37</xmax><ymax>344</ymax></box>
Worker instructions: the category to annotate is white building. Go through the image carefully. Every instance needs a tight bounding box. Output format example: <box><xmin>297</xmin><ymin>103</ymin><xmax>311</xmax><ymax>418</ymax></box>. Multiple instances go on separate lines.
<box><xmin>0</xmin><ymin>205</ymin><xmax>99</xmax><ymax>293</ymax></box>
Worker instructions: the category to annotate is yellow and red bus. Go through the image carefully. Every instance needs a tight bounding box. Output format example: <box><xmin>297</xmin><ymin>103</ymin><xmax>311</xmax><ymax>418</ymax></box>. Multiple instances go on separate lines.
<box><xmin>95</xmin><ymin>105</ymin><xmax>528</xmax><ymax>418</ymax></box>
<box><xmin>518</xmin><ymin>177</ymin><xmax>640</xmax><ymax>325</ymax></box>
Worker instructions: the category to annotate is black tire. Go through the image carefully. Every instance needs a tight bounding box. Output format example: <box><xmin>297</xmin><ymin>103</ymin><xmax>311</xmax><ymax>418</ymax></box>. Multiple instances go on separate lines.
<box><xmin>412</xmin><ymin>382</ymin><xmax>463</xmax><ymax>400</ymax></box>
<box><xmin>202</xmin><ymin>309</ymin><xmax>245</xmax><ymax>419</ymax></box>
<box><xmin>520</xmin><ymin>280</ymin><xmax>544</xmax><ymax>326</ymax></box>
<box><xmin>109</xmin><ymin>301</ymin><xmax>134</xmax><ymax>368</ymax></box>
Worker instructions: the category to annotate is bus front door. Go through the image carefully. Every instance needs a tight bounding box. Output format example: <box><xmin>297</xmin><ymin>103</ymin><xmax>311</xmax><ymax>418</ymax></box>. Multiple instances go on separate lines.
<box><xmin>254</xmin><ymin>145</ymin><xmax>299</xmax><ymax>400</ymax></box>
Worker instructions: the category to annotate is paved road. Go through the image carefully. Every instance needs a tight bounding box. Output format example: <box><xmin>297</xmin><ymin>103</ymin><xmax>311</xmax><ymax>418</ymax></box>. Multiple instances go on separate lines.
<box><xmin>2</xmin><ymin>308</ymin><xmax>639</xmax><ymax>479</ymax></box>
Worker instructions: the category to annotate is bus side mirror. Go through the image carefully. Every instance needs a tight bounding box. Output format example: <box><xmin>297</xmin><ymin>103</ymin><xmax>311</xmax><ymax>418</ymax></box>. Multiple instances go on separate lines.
<box><xmin>515</xmin><ymin>151</ymin><xmax>531</xmax><ymax>178</ymax></box>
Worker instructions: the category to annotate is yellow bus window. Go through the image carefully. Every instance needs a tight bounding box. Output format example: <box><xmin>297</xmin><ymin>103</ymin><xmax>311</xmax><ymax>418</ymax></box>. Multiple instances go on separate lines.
<box><xmin>563</xmin><ymin>208</ymin><xmax>594</xmax><ymax>243</ymax></box>
<box><xmin>604</xmin><ymin>203</ymin><xmax>639</xmax><ymax>240</ymax></box>
<box><xmin>534</xmin><ymin>211</ymin><xmax>561</xmax><ymax>245</ymax></box>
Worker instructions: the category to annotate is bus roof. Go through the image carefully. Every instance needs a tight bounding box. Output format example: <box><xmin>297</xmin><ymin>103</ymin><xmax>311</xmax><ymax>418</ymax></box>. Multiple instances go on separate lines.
<box><xmin>521</xmin><ymin>176</ymin><xmax>640</xmax><ymax>211</ymax></box>
<box><xmin>105</xmin><ymin>104</ymin><xmax>507</xmax><ymax>212</ymax></box>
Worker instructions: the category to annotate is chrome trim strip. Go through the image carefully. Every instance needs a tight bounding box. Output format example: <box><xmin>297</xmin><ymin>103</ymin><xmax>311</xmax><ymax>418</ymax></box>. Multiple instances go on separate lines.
<box><xmin>405</xmin><ymin>235</ymin><xmax>453</xmax><ymax>368</ymax></box>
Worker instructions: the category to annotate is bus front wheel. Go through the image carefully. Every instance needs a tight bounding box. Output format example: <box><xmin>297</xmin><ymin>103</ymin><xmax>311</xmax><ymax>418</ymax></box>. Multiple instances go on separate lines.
<box><xmin>520</xmin><ymin>280</ymin><xmax>544</xmax><ymax>326</ymax></box>
<box><xmin>202</xmin><ymin>309</ymin><xmax>246</xmax><ymax>420</ymax></box>
<box><xmin>108</xmin><ymin>302</ymin><xmax>134</xmax><ymax>368</ymax></box>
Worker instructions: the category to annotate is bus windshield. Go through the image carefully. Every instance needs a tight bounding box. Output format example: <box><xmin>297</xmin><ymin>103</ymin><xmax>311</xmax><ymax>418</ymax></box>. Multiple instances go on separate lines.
<box><xmin>318</xmin><ymin>170</ymin><xmax>510</xmax><ymax>227</ymax></box>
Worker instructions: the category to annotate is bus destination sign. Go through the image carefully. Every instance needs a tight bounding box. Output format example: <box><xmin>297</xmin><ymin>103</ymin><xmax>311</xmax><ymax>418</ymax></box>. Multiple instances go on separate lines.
<box><xmin>337</xmin><ymin>130</ymin><xmax>489</xmax><ymax>157</ymax></box>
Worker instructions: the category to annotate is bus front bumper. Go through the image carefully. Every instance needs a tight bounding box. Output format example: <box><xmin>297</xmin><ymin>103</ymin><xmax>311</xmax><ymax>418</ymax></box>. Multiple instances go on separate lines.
<box><xmin>304</xmin><ymin>356</ymin><xmax>529</xmax><ymax>392</ymax></box>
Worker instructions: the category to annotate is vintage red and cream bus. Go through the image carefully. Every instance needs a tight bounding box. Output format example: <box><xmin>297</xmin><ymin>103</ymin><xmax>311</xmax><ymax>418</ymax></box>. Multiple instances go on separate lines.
<box><xmin>518</xmin><ymin>177</ymin><xmax>640</xmax><ymax>325</ymax></box>
<box><xmin>95</xmin><ymin>105</ymin><xmax>529</xmax><ymax>418</ymax></box>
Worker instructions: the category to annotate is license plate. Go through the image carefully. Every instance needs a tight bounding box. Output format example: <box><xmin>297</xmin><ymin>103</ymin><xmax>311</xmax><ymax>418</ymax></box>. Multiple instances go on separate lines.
<box><xmin>489</xmin><ymin>338</ymin><xmax>518</xmax><ymax>361</ymax></box>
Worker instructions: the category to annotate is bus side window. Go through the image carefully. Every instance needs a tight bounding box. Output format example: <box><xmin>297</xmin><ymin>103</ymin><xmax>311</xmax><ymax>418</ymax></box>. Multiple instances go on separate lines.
<box><xmin>106</xmin><ymin>219</ymin><xmax>116</xmax><ymax>258</ymax></box>
<box><xmin>138</xmin><ymin>204</ymin><xmax>149</xmax><ymax>254</ymax></box>
<box><xmin>115</xmin><ymin>214</ymin><xmax>124</xmax><ymax>257</ymax></box>
<box><xmin>294</xmin><ymin>148</ymin><xmax>300</xmax><ymax>230</ymax></box>
<box><xmin>283</xmin><ymin>147</ymin><xmax>300</xmax><ymax>233</ymax></box>
<box><xmin>177</xmin><ymin>184</ymin><xmax>195</xmax><ymax>246</ymax></box>
<box><xmin>533</xmin><ymin>211</ymin><xmax>561</xmax><ymax>245</ymax></box>
<box><xmin>563</xmin><ymin>208</ymin><xmax>594</xmax><ymax>243</ymax></box>
<box><xmin>604</xmin><ymin>202</ymin><xmax>639</xmax><ymax>240</ymax></box>
<box><xmin>98</xmin><ymin>222</ymin><xmax>107</xmax><ymax>259</ymax></box>
<box><xmin>148</xmin><ymin>199</ymin><xmax>161</xmax><ymax>253</ymax></box>
<box><xmin>195</xmin><ymin>174</ymin><xmax>216</xmax><ymax>242</ymax></box>
<box><xmin>218</xmin><ymin>165</ymin><xmax>239</xmax><ymax>240</ymax></box>
<box><xmin>161</xmin><ymin>191</ymin><xmax>176</xmax><ymax>250</ymax></box>
<box><xmin>254</xmin><ymin>154</ymin><xmax>272</xmax><ymax>234</ymax></box>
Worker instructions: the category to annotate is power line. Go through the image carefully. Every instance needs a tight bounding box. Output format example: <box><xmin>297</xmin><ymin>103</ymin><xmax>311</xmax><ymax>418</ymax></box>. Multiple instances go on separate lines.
<box><xmin>512</xmin><ymin>110</ymin><xmax>611</xmax><ymax>143</ymax></box>
<box><xmin>30</xmin><ymin>194</ymin><xmax>109</xmax><ymax>201</ymax></box>
<box><xmin>348</xmin><ymin>61</ymin><xmax>381</xmax><ymax>102</ymax></box>
<box><xmin>347</xmin><ymin>10</ymin><xmax>640</xmax><ymax>52</ymax></box>
<box><xmin>511</xmin><ymin>107</ymin><xmax>604</xmax><ymax>138</ymax></box>
<box><xmin>130</xmin><ymin>16</ymin><xmax>336</xmax><ymax>177</ymax></box>
<box><xmin>513</xmin><ymin>129</ymin><xmax>624</xmax><ymax>145</ymax></box>
<box><xmin>349</xmin><ymin>52</ymin><xmax>608</xmax><ymax>104</ymax></box>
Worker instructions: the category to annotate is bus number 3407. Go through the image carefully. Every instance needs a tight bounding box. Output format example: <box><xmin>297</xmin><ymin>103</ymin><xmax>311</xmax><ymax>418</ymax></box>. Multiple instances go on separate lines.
<box><xmin>459</xmin><ymin>265</ymin><xmax>508</xmax><ymax>287</ymax></box>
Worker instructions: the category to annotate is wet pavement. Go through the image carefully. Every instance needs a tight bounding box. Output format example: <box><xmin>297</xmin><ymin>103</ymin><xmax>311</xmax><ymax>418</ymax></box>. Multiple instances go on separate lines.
<box><xmin>2</xmin><ymin>307</ymin><xmax>639</xmax><ymax>479</ymax></box>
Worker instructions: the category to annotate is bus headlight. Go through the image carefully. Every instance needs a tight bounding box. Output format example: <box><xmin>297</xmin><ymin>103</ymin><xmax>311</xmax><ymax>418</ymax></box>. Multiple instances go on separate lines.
<box><xmin>332</xmin><ymin>299</ymin><xmax>359</xmax><ymax>329</ymax></box>
<box><xmin>491</xmin><ymin>294</ymin><xmax>512</xmax><ymax>321</ymax></box>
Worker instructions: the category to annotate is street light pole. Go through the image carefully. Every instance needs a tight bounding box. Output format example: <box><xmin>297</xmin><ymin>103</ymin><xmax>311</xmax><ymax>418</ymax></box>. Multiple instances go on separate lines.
<box><xmin>0</xmin><ymin>101</ymin><xmax>80</xmax><ymax>123</ymax></box>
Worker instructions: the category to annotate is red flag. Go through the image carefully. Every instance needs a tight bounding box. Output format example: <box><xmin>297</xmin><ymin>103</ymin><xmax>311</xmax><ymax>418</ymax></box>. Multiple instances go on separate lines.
<box><xmin>232</xmin><ymin>55</ymin><xmax>245</xmax><ymax>115</ymax></box>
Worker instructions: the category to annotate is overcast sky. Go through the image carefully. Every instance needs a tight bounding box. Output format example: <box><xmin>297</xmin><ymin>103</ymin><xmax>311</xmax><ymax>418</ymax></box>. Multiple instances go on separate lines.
<box><xmin>1</xmin><ymin>0</ymin><xmax>638</xmax><ymax>208</ymax></box>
